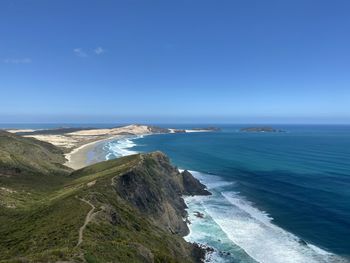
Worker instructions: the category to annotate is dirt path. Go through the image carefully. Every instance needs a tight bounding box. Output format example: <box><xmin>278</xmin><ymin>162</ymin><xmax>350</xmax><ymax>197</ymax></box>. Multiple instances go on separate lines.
<box><xmin>76</xmin><ymin>198</ymin><xmax>96</xmax><ymax>247</ymax></box>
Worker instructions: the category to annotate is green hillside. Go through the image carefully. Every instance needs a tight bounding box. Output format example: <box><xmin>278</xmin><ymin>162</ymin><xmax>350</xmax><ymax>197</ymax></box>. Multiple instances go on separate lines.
<box><xmin>0</xmin><ymin>132</ymin><xmax>207</xmax><ymax>263</ymax></box>
<box><xmin>0</xmin><ymin>130</ymin><xmax>69</xmax><ymax>176</ymax></box>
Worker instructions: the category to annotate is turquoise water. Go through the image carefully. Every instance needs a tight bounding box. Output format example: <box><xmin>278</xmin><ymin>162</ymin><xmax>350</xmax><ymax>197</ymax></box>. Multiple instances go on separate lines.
<box><xmin>104</xmin><ymin>125</ymin><xmax>350</xmax><ymax>262</ymax></box>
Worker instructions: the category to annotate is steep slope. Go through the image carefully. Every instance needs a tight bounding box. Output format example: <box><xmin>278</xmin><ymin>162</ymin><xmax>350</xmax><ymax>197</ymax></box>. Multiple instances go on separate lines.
<box><xmin>0</xmin><ymin>131</ymin><xmax>72</xmax><ymax>209</ymax></box>
<box><xmin>0</xmin><ymin>137</ymin><xmax>210</xmax><ymax>263</ymax></box>
<box><xmin>0</xmin><ymin>130</ymin><xmax>70</xmax><ymax>176</ymax></box>
<box><xmin>111</xmin><ymin>152</ymin><xmax>210</xmax><ymax>235</ymax></box>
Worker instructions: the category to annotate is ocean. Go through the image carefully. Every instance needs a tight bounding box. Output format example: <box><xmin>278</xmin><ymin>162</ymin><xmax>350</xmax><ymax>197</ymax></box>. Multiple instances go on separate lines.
<box><xmin>101</xmin><ymin>125</ymin><xmax>350</xmax><ymax>263</ymax></box>
<box><xmin>2</xmin><ymin>123</ymin><xmax>349</xmax><ymax>262</ymax></box>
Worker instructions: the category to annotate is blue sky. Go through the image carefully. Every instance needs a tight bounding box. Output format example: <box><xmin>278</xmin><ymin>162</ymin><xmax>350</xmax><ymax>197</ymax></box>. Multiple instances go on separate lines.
<box><xmin>1</xmin><ymin>0</ymin><xmax>350</xmax><ymax>124</ymax></box>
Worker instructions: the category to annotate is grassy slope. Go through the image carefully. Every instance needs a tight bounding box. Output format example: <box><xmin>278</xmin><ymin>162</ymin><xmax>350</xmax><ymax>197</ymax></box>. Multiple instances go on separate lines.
<box><xmin>0</xmin><ymin>132</ymin><xmax>200</xmax><ymax>263</ymax></box>
<box><xmin>0</xmin><ymin>130</ymin><xmax>69</xmax><ymax>176</ymax></box>
<box><xmin>0</xmin><ymin>130</ymin><xmax>72</xmax><ymax>209</ymax></box>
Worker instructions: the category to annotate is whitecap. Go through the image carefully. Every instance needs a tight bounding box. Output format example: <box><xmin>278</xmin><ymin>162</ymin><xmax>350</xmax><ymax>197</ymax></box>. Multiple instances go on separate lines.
<box><xmin>101</xmin><ymin>138</ymin><xmax>347</xmax><ymax>263</ymax></box>
<box><xmin>187</xmin><ymin>170</ymin><xmax>346</xmax><ymax>263</ymax></box>
<box><xmin>104</xmin><ymin>136</ymin><xmax>141</xmax><ymax>159</ymax></box>
<box><xmin>187</xmin><ymin>170</ymin><xmax>234</xmax><ymax>189</ymax></box>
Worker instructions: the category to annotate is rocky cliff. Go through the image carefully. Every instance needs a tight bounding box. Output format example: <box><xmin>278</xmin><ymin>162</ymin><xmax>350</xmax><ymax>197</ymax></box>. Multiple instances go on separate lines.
<box><xmin>113</xmin><ymin>152</ymin><xmax>210</xmax><ymax>236</ymax></box>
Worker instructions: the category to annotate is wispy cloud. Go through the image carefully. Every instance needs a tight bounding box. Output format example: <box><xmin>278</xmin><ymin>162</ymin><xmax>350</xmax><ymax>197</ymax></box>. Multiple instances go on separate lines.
<box><xmin>73</xmin><ymin>48</ymin><xmax>88</xmax><ymax>57</ymax></box>
<box><xmin>74</xmin><ymin>47</ymin><xmax>106</xmax><ymax>57</ymax></box>
<box><xmin>94</xmin><ymin>46</ymin><xmax>105</xmax><ymax>55</ymax></box>
<box><xmin>3</xmin><ymin>58</ymin><xmax>32</xmax><ymax>64</ymax></box>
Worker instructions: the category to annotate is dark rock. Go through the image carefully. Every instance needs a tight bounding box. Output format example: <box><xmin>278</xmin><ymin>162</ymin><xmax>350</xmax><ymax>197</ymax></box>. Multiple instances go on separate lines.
<box><xmin>192</xmin><ymin>127</ymin><xmax>221</xmax><ymax>131</ymax></box>
<box><xmin>113</xmin><ymin>152</ymin><xmax>211</xmax><ymax>236</ymax></box>
<box><xmin>191</xmin><ymin>243</ymin><xmax>214</xmax><ymax>263</ymax></box>
<box><xmin>110</xmin><ymin>211</ymin><xmax>121</xmax><ymax>225</ymax></box>
<box><xmin>173</xmin><ymin>129</ymin><xmax>186</xmax><ymax>133</ymax></box>
<box><xmin>147</xmin><ymin>125</ymin><xmax>171</xmax><ymax>133</ymax></box>
<box><xmin>181</xmin><ymin>170</ymin><xmax>211</xmax><ymax>196</ymax></box>
<box><xmin>299</xmin><ymin>239</ymin><xmax>308</xmax><ymax>246</ymax></box>
<box><xmin>194</xmin><ymin>211</ymin><xmax>205</xmax><ymax>218</ymax></box>
<box><xmin>240</xmin><ymin>126</ymin><xmax>285</xmax><ymax>133</ymax></box>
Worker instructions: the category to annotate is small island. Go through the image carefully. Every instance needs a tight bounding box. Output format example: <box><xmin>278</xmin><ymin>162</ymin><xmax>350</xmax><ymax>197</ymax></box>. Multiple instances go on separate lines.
<box><xmin>240</xmin><ymin>126</ymin><xmax>285</xmax><ymax>133</ymax></box>
<box><xmin>191</xmin><ymin>127</ymin><xmax>221</xmax><ymax>131</ymax></box>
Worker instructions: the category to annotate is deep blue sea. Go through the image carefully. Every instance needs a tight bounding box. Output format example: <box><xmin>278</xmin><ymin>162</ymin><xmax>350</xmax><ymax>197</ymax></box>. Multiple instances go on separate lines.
<box><xmin>103</xmin><ymin>125</ymin><xmax>350</xmax><ymax>263</ymax></box>
<box><xmin>2</xmin><ymin>123</ymin><xmax>349</xmax><ymax>262</ymax></box>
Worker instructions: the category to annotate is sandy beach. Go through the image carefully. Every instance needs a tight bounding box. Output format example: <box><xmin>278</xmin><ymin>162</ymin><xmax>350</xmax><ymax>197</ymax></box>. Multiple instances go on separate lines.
<box><xmin>64</xmin><ymin>135</ymin><xmax>124</xmax><ymax>170</ymax></box>
<box><xmin>21</xmin><ymin>124</ymin><xmax>157</xmax><ymax>150</ymax></box>
<box><xmin>6</xmin><ymin>124</ymin><xmax>218</xmax><ymax>170</ymax></box>
<box><xmin>10</xmin><ymin>125</ymin><xmax>156</xmax><ymax>170</ymax></box>
<box><xmin>64</xmin><ymin>140</ymin><xmax>100</xmax><ymax>170</ymax></box>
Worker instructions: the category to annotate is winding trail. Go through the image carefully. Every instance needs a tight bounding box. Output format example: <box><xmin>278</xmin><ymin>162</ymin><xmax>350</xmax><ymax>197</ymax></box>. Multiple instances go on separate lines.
<box><xmin>76</xmin><ymin>198</ymin><xmax>96</xmax><ymax>247</ymax></box>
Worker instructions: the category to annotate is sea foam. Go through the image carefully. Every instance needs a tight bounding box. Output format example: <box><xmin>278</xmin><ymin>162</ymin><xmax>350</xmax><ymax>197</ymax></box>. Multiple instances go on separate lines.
<box><xmin>103</xmin><ymin>136</ymin><xmax>347</xmax><ymax>263</ymax></box>
<box><xmin>104</xmin><ymin>136</ymin><xmax>143</xmax><ymax>159</ymax></box>
<box><xmin>187</xmin><ymin>170</ymin><xmax>346</xmax><ymax>263</ymax></box>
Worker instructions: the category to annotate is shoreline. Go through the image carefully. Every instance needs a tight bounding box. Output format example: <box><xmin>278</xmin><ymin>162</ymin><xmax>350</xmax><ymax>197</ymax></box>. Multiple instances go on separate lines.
<box><xmin>4</xmin><ymin>124</ymin><xmax>221</xmax><ymax>171</ymax></box>
<box><xmin>63</xmin><ymin>133</ymin><xmax>212</xmax><ymax>262</ymax></box>
<box><xmin>4</xmin><ymin>125</ymin><xmax>349</xmax><ymax>262</ymax></box>
<box><xmin>62</xmin><ymin>132</ymin><xmax>346</xmax><ymax>263</ymax></box>
<box><xmin>89</xmin><ymin>134</ymin><xmax>345</xmax><ymax>263</ymax></box>
<box><xmin>64</xmin><ymin>133</ymin><xmax>148</xmax><ymax>170</ymax></box>
<box><xmin>10</xmin><ymin>124</ymin><xmax>219</xmax><ymax>170</ymax></box>
<box><xmin>64</xmin><ymin>135</ymin><xmax>124</xmax><ymax>169</ymax></box>
<box><xmin>6</xmin><ymin>125</ymin><xmax>219</xmax><ymax>150</ymax></box>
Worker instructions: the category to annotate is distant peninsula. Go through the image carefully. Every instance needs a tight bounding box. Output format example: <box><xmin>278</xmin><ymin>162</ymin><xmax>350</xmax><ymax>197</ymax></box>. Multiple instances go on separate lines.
<box><xmin>240</xmin><ymin>126</ymin><xmax>285</xmax><ymax>133</ymax></box>
<box><xmin>5</xmin><ymin>124</ymin><xmax>220</xmax><ymax>151</ymax></box>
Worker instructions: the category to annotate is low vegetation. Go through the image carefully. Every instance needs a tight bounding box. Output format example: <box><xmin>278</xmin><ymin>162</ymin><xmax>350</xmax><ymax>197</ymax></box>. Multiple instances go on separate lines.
<box><xmin>0</xmin><ymin>131</ymin><xmax>206</xmax><ymax>262</ymax></box>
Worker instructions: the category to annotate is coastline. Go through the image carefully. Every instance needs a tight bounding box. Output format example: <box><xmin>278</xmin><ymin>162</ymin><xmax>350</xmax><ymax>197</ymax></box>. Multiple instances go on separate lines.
<box><xmin>81</xmin><ymin>132</ymin><xmax>347</xmax><ymax>263</ymax></box>
<box><xmin>64</xmin><ymin>135</ymin><xmax>123</xmax><ymax>169</ymax></box>
<box><xmin>63</xmin><ymin>133</ymin><xmax>216</xmax><ymax>261</ymax></box>
<box><xmin>65</xmin><ymin>134</ymin><xmax>284</xmax><ymax>263</ymax></box>
<box><xmin>64</xmin><ymin>133</ymin><xmax>147</xmax><ymax>170</ymax></box>
<box><xmin>3</xmin><ymin>126</ymin><xmax>349</xmax><ymax>261</ymax></box>
<box><xmin>10</xmin><ymin>124</ymin><xmax>219</xmax><ymax>171</ymax></box>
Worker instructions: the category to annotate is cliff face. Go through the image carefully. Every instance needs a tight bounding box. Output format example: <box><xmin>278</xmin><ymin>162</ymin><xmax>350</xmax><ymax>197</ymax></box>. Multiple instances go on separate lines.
<box><xmin>181</xmin><ymin>170</ymin><xmax>211</xmax><ymax>196</ymax></box>
<box><xmin>0</xmin><ymin>135</ymin><xmax>210</xmax><ymax>263</ymax></box>
<box><xmin>114</xmin><ymin>152</ymin><xmax>210</xmax><ymax>236</ymax></box>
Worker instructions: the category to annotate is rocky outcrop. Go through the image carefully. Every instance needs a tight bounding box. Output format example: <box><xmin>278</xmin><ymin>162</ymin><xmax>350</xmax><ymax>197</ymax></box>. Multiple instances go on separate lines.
<box><xmin>240</xmin><ymin>126</ymin><xmax>285</xmax><ymax>133</ymax></box>
<box><xmin>191</xmin><ymin>127</ymin><xmax>221</xmax><ymax>131</ymax></box>
<box><xmin>181</xmin><ymin>170</ymin><xmax>211</xmax><ymax>196</ymax></box>
<box><xmin>113</xmin><ymin>152</ymin><xmax>210</xmax><ymax>236</ymax></box>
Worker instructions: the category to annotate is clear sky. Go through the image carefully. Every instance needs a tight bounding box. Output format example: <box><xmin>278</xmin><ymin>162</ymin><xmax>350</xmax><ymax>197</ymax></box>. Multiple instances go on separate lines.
<box><xmin>1</xmin><ymin>0</ymin><xmax>350</xmax><ymax>124</ymax></box>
